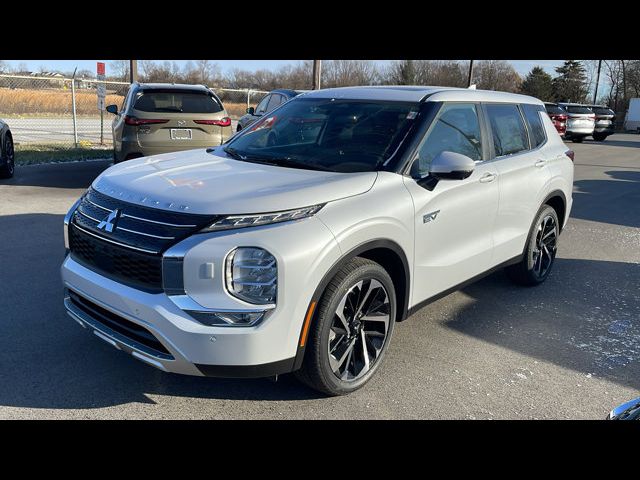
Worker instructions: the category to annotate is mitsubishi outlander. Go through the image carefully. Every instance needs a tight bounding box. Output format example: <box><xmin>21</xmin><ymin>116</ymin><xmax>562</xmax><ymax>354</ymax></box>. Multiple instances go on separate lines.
<box><xmin>62</xmin><ymin>86</ymin><xmax>574</xmax><ymax>395</ymax></box>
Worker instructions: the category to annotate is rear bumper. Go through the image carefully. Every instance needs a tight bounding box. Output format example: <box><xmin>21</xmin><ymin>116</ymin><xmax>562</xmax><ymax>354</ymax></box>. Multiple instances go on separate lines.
<box><xmin>116</xmin><ymin>139</ymin><xmax>226</xmax><ymax>162</ymax></box>
<box><xmin>594</xmin><ymin>126</ymin><xmax>615</xmax><ymax>134</ymax></box>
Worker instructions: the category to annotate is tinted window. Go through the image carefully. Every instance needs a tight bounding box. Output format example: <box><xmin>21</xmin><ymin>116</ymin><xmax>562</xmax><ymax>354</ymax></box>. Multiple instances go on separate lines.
<box><xmin>266</xmin><ymin>94</ymin><xmax>283</xmax><ymax>112</ymax></box>
<box><xmin>591</xmin><ymin>107</ymin><xmax>614</xmax><ymax>115</ymax></box>
<box><xmin>562</xmin><ymin>105</ymin><xmax>593</xmax><ymax>114</ymax></box>
<box><xmin>225</xmin><ymin>98</ymin><xmax>419</xmax><ymax>173</ymax></box>
<box><xmin>412</xmin><ymin>103</ymin><xmax>483</xmax><ymax>177</ymax></box>
<box><xmin>545</xmin><ymin>104</ymin><xmax>566</xmax><ymax>115</ymax></box>
<box><xmin>522</xmin><ymin>104</ymin><xmax>546</xmax><ymax>148</ymax></box>
<box><xmin>255</xmin><ymin>95</ymin><xmax>271</xmax><ymax>115</ymax></box>
<box><xmin>486</xmin><ymin>104</ymin><xmax>529</xmax><ymax>157</ymax></box>
<box><xmin>133</xmin><ymin>90</ymin><xmax>222</xmax><ymax>113</ymax></box>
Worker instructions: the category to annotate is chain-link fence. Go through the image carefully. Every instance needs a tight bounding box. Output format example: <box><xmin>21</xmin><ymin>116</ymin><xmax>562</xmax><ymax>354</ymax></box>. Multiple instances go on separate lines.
<box><xmin>0</xmin><ymin>74</ymin><xmax>268</xmax><ymax>149</ymax></box>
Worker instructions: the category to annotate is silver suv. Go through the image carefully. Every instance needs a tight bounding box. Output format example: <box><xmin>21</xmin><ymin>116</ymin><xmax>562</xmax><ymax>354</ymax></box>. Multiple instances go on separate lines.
<box><xmin>62</xmin><ymin>86</ymin><xmax>574</xmax><ymax>395</ymax></box>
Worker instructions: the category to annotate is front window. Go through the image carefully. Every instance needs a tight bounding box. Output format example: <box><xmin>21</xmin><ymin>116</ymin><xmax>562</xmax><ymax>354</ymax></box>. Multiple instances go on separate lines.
<box><xmin>224</xmin><ymin>97</ymin><xmax>420</xmax><ymax>173</ymax></box>
<box><xmin>411</xmin><ymin>103</ymin><xmax>483</xmax><ymax>178</ymax></box>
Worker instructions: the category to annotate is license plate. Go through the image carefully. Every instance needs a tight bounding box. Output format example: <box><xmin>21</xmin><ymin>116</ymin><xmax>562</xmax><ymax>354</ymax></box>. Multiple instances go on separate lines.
<box><xmin>170</xmin><ymin>129</ymin><xmax>192</xmax><ymax>140</ymax></box>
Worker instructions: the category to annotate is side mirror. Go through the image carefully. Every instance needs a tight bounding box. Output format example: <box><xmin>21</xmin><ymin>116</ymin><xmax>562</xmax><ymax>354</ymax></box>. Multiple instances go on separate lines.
<box><xmin>106</xmin><ymin>104</ymin><xmax>118</xmax><ymax>115</ymax></box>
<box><xmin>429</xmin><ymin>151</ymin><xmax>475</xmax><ymax>180</ymax></box>
<box><xmin>246</xmin><ymin>106</ymin><xmax>255</xmax><ymax>115</ymax></box>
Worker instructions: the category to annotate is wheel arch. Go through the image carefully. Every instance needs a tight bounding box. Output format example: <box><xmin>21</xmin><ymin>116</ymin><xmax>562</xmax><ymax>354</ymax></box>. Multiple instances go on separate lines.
<box><xmin>543</xmin><ymin>190</ymin><xmax>567</xmax><ymax>231</ymax></box>
<box><xmin>292</xmin><ymin>239</ymin><xmax>411</xmax><ymax>371</ymax></box>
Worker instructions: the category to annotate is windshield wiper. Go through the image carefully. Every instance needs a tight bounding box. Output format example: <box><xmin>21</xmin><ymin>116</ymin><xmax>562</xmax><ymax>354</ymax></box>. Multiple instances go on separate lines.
<box><xmin>222</xmin><ymin>147</ymin><xmax>247</xmax><ymax>160</ymax></box>
<box><xmin>251</xmin><ymin>157</ymin><xmax>333</xmax><ymax>172</ymax></box>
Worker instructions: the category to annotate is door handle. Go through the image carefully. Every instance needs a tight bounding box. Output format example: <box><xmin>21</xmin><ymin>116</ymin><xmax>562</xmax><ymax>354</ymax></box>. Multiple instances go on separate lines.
<box><xmin>479</xmin><ymin>173</ymin><xmax>497</xmax><ymax>183</ymax></box>
<box><xmin>534</xmin><ymin>159</ymin><xmax>547</xmax><ymax>168</ymax></box>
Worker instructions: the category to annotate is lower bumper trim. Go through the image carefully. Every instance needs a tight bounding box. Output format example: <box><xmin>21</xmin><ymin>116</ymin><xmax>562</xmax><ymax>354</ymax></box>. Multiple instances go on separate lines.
<box><xmin>195</xmin><ymin>357</ymin><xmax>296</xmax><ymax>378</ymax></box>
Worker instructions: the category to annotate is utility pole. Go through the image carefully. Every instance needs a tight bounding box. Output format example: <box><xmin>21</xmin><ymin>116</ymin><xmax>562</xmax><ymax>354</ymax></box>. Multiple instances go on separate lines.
<box><xmin>312</xmin><ymin>60</ymin><xmax>322</xmax><ymax>90</ymax></box>
<box><xmin>467</xmin><ymin>60</ymin><xmax>474</xmax><ymax>87</ymax></box>
<box><xmin>129</xmin><ymin>60</ymin><xmax>138</xmax><ymax>83</ymax></box>
<box><xmin>593</xmin><ymin>60</ymin><xmax>602</xmax><ymax>104</ymax></box>
<box><xmin>71</xmin><ymin>67</ymin><xmax>78</xmax><ymax>148</ymax></box>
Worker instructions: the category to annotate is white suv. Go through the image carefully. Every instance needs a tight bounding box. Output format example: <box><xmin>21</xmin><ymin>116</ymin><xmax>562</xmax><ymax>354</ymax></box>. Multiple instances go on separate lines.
<box><xmin>61</xmin><ymin>86</ymin><xmax>574</xmax><ymax>395</ymax></box>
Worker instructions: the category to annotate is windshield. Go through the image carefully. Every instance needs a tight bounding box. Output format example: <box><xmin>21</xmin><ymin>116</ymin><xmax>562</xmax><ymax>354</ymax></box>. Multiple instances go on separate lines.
<box><xmin>224</xmin><ymin>97</ymin><xmax>420</xmax><ymax>173</ymax></box>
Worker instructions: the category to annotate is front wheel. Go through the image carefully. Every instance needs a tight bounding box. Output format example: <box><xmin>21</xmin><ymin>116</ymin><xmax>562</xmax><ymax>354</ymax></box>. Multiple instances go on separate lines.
<box><xmin>506</xmin><ymin>205</ymin><xmax>559</xmax><ymax>286</ymax></box>
<box><xmin>296</xmin><ymin>257</ymin><xmax>396</xmax><ymax>396</ymax></box>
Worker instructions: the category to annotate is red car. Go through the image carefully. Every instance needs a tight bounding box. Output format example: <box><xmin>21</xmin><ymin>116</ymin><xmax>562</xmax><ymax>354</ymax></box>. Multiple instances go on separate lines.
<box><xmin>545</xmin><ymin>103</ymin><xmax>568</xmax><ymax>137</ymax></box>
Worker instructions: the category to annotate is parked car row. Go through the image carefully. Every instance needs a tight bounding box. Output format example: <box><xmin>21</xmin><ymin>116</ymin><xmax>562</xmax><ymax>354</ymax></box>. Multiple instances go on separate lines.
<box><xmin>544</xmin><ymin>102</ymin><xmax>615</xmax><ymax>143</ymax></box>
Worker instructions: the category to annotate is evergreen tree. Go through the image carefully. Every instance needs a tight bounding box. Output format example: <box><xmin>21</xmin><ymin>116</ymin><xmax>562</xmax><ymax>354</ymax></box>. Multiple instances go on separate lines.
<box><xmin>521</xmin><ymin>66</ymin><xmax>554</xmax><ymax>101</ymax></box>
<box><xmin>552</xmin><ymin>60</ymin><xmax>588</xmax><ymax>103</ymax></box>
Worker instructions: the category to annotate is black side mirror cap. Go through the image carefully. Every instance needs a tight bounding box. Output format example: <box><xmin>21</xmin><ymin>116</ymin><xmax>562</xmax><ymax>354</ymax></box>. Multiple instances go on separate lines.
<box><xmin>106</xmin><ymin>104</ymin><xmax>118</xmax><ymax>115</ymax></box>
<box><xmin>246</xmin><ymin>106</ymin><xmax>255</xmax><ymax>115</ymax></box>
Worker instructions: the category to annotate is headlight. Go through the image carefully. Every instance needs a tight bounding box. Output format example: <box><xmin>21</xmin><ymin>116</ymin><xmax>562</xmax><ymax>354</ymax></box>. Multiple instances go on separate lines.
<box><xmin>225</xmin><ymin>247</ymin><xmax>277</xmax><ymax>305</ymax></box>
<box><xmin>200</xmin><ymin>204</ymin><xmax>324</xmax><ymax>232</ymax></box>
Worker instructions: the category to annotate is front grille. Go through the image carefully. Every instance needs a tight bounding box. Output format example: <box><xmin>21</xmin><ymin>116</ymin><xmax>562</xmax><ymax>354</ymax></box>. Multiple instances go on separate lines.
<box><xmin>68</xmin><ymin>290</ymin><xmax>172</xmax><ymax>358</ymax></box>
<box><xmin>69</xmin><ymin>187</ymin><xmax>217</xmax><ymax>291</ymax></box>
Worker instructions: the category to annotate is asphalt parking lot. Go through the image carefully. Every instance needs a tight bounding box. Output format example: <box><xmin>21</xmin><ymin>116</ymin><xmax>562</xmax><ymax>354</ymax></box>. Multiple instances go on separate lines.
<box><xmin>0</xmin><ymin>134</ymin><xmax>638</xmax><ymax>419</ymax></box>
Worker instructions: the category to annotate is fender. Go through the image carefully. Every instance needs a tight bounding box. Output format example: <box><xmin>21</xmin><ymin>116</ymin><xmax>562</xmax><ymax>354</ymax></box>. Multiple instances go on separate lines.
<box><xmin>291</xmin><ymin>238</ymin><xmax>410</xmax><ymax>371</ymax></box>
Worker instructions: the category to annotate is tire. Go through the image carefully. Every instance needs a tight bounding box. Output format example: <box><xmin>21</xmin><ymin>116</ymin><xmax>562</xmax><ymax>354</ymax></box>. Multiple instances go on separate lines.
<box><xmin>0</xmin><ymin>133</ymin><xmax>15</xmax><ymax>179</ymax></box>
<box><xmin>593</xmin><ymin>133</ymin><xmax>607</xmax><ymax>142</ymax></box>
<box><xmin>571</xmin><ymin>136</ymin><xmax>584</xmax><ymax>143</ymax></box>
<box><xmin>295</xmin><ymin>257</ymin><xmax>397</xmax><ymax>396</ymax></box>
<box><xmin>506</xmin><ymin>205</ymin><xmax>560</xmax><ymax>286</ymax></box>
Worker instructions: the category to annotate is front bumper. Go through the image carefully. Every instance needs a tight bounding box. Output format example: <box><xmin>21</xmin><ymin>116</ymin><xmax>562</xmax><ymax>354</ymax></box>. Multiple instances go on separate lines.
<box><xmin>61</xmin><ymin>215</ymin><xmax>340</xmax><ymax>378</ymax></box>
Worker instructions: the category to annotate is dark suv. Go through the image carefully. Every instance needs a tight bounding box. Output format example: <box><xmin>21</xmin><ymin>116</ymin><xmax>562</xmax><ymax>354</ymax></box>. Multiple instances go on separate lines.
<box><xmin>106</xmin><ymin>83</ymin><xmax>232</xmax><ymax>163</ymax></box>
<box><xmin>236</xmin><ymin>89</ymin><xmax>305</xmax><ymax>132</ymax></box>
<box><xmin>586</xmin><ymin>105</ymin><xmax>616</xmax><ymax>141</ymax></box>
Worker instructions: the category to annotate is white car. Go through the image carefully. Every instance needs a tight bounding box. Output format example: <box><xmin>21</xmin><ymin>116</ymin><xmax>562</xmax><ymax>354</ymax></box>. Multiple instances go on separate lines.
<box><xmin>61</xmin><ymin>86</ymin><xmax>574</xmax><ymax>395</ymax></box>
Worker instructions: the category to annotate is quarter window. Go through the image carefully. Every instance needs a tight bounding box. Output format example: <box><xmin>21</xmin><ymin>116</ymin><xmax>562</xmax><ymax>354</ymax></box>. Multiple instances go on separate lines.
<box><xmin>522</xmin><ymin>104</ymin><xmax>546</xmax><ymax>148</ymax></box>
<box><xmin>486</xmin><ymin>104</ymin><xmax>529</xmax><ymax>157</ymax></box>
<box><xmin>411</xmin><ymin>103</ymin><xmax>483</xmax><ymax>177</ymax></box>
<box><xmin>266</xmin><ymin>94</ymin><xmax>283</xmax><ymax>112</ymax></box>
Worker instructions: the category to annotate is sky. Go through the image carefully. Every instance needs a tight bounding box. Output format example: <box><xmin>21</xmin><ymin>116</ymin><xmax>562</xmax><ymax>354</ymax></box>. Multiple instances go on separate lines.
<box><xmin>2</xmin><ymin>59</ymin><xmax>566</xmax><ymax>77</ymax></box>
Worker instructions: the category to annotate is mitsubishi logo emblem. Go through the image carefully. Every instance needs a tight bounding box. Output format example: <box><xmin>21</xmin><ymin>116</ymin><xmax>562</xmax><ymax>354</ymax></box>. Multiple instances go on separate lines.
<box><xmin>177</xmin><ymin>120</ymin><xmax>186</xmax><ymax>126</ymax></box>
<box><xmin>96</xmin><ymin>209</ymin><xmax>121</xmax><ymax>233</ymax></box>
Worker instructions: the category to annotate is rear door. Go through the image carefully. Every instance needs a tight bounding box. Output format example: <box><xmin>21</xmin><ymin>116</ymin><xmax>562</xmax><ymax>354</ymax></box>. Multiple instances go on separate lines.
<box><xmin>487</xmin><ymin>103</ymin><xmax>552</xmax><ymax>263</ymax></box>
<box><xmin>130</xmin><ymin>89</ymin><xmax>227</xmax><ymax>147</ymax></box>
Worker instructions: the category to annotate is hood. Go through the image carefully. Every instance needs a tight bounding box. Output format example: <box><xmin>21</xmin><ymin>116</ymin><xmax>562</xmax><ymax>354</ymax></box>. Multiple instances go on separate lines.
<box><xmin>92</xmin><ymin>147</ymin><xmax>377</xmax><ymax>215</ymax></box>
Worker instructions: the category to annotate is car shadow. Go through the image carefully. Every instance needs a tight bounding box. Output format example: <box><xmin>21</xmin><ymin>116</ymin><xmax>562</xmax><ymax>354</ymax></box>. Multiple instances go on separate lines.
<box><xmin>0</xmin><ymin>160</ymin><xmax>111</xmax><ymax>189</ymax></box>
<box><xmin>0</xmin><ymin>213</ymin><xmax>322</xmax><ymax>410</ymax></box>
<box><xmin>582</xmin><ymin>138</ymin><xmax>640</xmax><ymax>149</ymax></box>
<box><xmin>572</xmin><ymin>170</ymin><xmax>640</xmax><ymax>228</ymax></box>
<box><xmin>438</xmin><ymin>258</ymin><xmax>640</xmax><ymax>391</ymax></box>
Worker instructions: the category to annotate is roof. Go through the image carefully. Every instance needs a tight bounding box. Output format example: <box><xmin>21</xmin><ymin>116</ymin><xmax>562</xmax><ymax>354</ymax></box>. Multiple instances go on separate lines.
<box><xmin>272</xmin><ymin>88</ymin><xmax>307</xmax><ymax>97</ymax></box>
<box><xmin>135</xmin><ymin>83</ymin><xmax>212</xmax><ymax>92</ymax></box>
<box><xmin>302</xmin><ymin>85</ymin><xmax>543</xmax><ymax>105</ymax></box>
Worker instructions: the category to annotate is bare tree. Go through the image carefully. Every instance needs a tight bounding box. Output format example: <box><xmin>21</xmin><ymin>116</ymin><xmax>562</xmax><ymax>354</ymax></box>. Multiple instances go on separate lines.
<box><xmin>474</xmin><ymin>60</ymin><xmax>522</xmax><ymax>92</ymax></box>
<box><xmin>109</xmin><ymin>60</ymin><xmax>130</xmax><ymax>82</ymax></box>
<box><xmin>322</xmin><ymin>60</ymin><xmax>379</xmax><ymax>87</ymax></box>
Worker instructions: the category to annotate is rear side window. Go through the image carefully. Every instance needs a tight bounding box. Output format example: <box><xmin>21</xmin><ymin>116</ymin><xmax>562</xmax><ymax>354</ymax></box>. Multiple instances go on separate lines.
<box><xmin>133</xmin><ymin>90</ymin><xmax>223</xmax><ymax>114</ymax></box>
<box><xmin>412</xmin><ymin>103</ymin><xmax>483</xmax><ymax>177</ymax></box>
<box><xmin>522</xmin><ymin>104</ymin><xmax>546</xmax><ymax>148</ymax></box>
<box><xmin>486</xmin><ymin>104</ymin><xmax>529</xmax><ymax>157</ymax></box>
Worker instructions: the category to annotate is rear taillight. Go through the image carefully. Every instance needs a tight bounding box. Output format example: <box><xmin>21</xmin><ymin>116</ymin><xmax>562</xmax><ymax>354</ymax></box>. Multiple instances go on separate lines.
<box><xmin>124</xmin><ymin>116</ymin><xmax>169</xmax><ymax>126</ymax></box>
<box><xmin>194</xmin><ymin>117</ymin><xmax>232</xmax><ymax>127</ymax></box>
<box><xmin>565</xmin><ymin>150</ymin><xmax>575</xmax><ymax>162</ymax></box>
